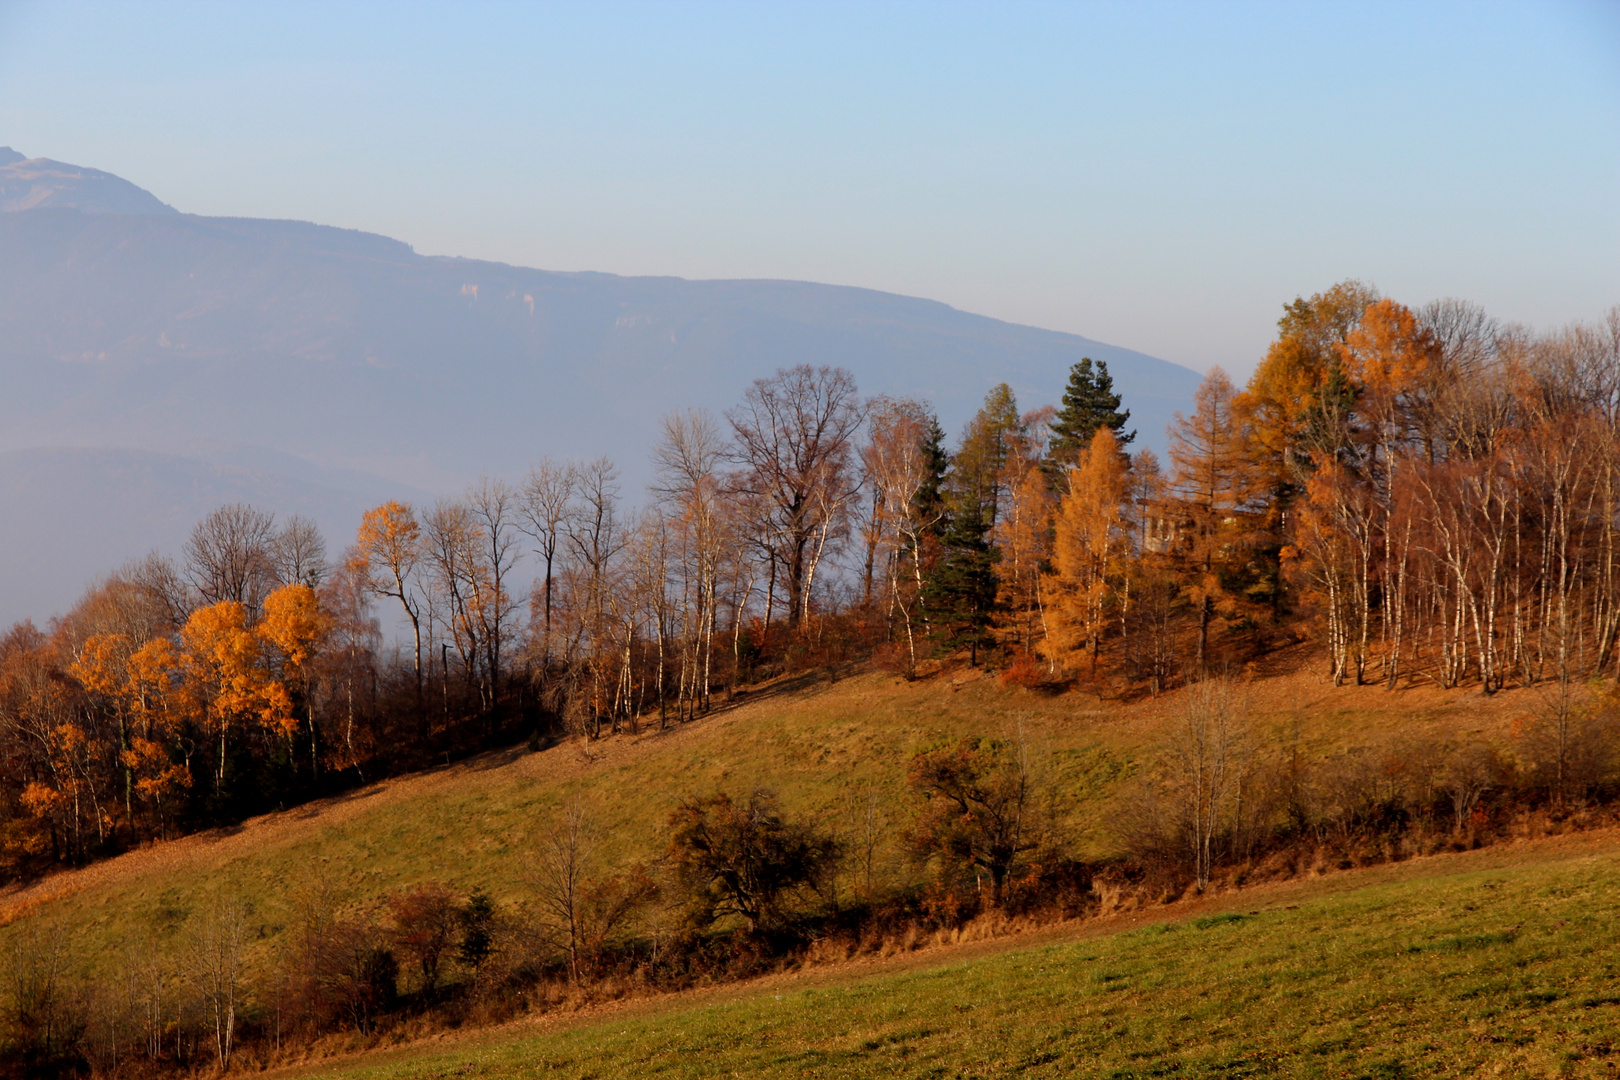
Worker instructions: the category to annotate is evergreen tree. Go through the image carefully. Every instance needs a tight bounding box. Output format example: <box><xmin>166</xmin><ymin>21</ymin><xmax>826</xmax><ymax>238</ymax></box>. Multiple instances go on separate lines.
<box><xmin>1048</xmin><ymin>357</ymin><xmax>1135</xmax><ymax>466</ymax></box>
<box><xmin>922</xmin><ymin>497</ymin><xmax>1000</xmax><ymax>666</ymax></box>
<box><xmin>954</xmin><ymin>383</ymin><xmax>1024</xmax><ymax>526</ymax></box>
<box><xmin>915</xmin><ymin>415</ymin><xmax>950</xmax><ymax>538</ymax></box>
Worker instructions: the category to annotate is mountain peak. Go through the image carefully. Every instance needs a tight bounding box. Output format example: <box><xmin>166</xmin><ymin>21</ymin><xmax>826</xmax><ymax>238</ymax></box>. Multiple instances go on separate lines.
<box><xmin>0</xmin><ymin>153</ymin><xmax>177</xmax><ymax>215</ymax></box>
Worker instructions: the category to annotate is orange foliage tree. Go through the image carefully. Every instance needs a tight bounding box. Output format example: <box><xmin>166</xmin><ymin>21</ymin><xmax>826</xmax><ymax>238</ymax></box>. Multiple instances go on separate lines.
<box><xmin>179</xmin><ymin>601</ymin><xmax>294</xmax><ymax>790</ymax></box>
<box><xmin>1044</xmin><ymin>427</ymin><xmax>1129</xmax><ymax>673</ymax></box>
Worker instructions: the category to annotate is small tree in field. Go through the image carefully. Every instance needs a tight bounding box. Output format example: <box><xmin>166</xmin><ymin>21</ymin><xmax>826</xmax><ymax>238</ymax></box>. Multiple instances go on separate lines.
<box><xmin>1171</xmin><ymin>679</ymin><xmax>1249</xmax><ymax>890</ymax></box>
<box><xmin>458</xmin><ymin>890</ymin><xmax>496</xmax><ymax>969</ymax></box>
<box><xmin>667</xmin><ymin>790</ymin><xmax>840</xmax><ymax>933</ymax></box>
<box><xmin>906</xmin><ymin>738</ymin><xmax>1040</xmax><ymax>908</ymax></box>
<box><xmin>387</xmin><ymin>883</ymin><xmax>459</xmax><ymax>995</ymax></box>
<box><xmin>184</xmin><ymin>897</ymin><xmax>249</xmax><ymax>1069</ymax></box>
<box><xmin>528</xmin><ymin>797</ymin><xmax>657</xmax><ymax>984</ymax></box>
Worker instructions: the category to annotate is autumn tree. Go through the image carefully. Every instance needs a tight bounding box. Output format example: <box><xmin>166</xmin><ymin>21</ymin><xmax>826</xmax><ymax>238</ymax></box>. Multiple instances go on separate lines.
<box><xmin>907</xmin><ymin>737</ymin><xmax>1040</xmax><ymax>908</ymax></box>
<box><xmin>993</xmin><ymin>408</ymin><xmax>1057</xmax><ymax>656</ymax></box>
<box><xmin>1170</xmin><ymin>368</ymin><xmax>1260</xmax><ymax>675</ymax></box>
<box><xmin>1234</xmin><ymin>280</ymin><xmax>1379</xmax><ymax>514</ymax></box>
<box><xmin>178</xmin><ymin>601</ymin><xmax>292</xmax><ymax>795</ymax></box>
<box><xmin>353</xmin><ymin>502</ymin><xmax>425</xmax><ymax>703</ymax></box>
<box><xmin>667</xmin><ymin>790</ymin><xmax>840</xmax><ymax>933</ymax></box>
<box><xmin>386</xmin><ymin>883</ymin><xmax>459</xmax><ymax>995</ymax></box>
<box><xmin>259</xmin><ymin>583</ymin><xmax>330</xmax><ymax>769</ymax></box>
<box><xmin>1045</xmin><ymin>426</ymin><xmax>1129</xmax><ymax>671</ymax></box>
<box><xmin>1113</xmin><ymin>448</ymin><xmax>1179</xmax><ymax>690</ymax></box>
<box><xmin>727</xmin><ymin>365</ymin><xmax>864</xmax><ymax>630</ymax></box>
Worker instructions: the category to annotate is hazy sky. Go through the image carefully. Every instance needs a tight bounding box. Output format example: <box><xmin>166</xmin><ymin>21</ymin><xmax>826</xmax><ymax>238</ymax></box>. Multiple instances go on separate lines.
<box><xmin>1</xmin><ymin>0</ymin><xmax>1616</xmax><ymax>376</ymax></box>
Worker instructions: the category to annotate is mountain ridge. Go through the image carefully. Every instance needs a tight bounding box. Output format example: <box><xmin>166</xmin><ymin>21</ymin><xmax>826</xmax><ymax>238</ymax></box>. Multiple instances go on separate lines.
<box><xmin>0</xmin><ymin>148</ymin><xmax>177</xmax><ymax>215</ymax></box>
<box><xmin>0</xmin><ymin>154</ymin><xmax>1204</xmax><ymax>626</ymax></box>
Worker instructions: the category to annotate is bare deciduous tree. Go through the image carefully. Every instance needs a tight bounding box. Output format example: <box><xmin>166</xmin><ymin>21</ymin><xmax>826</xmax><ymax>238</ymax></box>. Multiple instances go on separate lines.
<box><xmin>270</xmin><ymin>515</ymin><xmax>328</xmax><ymax>587</ymax></box>
<box><xmin>1170</xmin><ymin>679</ymin><xmax>1249</xmax><ymax>890</ymax></box>
<box><xmin>860</xmin><ymin>397</ymin><xmax>939</xmax><ymax>670</ymax></box>
<box><xmin>468</xmin><ymin>477</ymin><xmax>523</xmax><ymax>711</ymax></box>
<box><xmin>185</xmin><ymin>503</ymin><xmax>277</xmax><ymax>611</ymax></box>
<box><xmin>654</xmin><ymin>410</ymin><xmax>729</xmax><ymax>718</ymax></box>
<box><xmin>520</xmin><ymin>459</ymin><xmax>577</xmax><ymax>667</ymax></box>
<box><xmin>185</xmin><ymin>897</ymin><xmax>249</xmax><ymax>1068</ymax></box>
<box><xmin>727</xmin><ymin>365</ymin><xmax>864</xmax><ymax>629</ymax></box>
<box><xmin>529</xmin><ymin>795</ymin><xmax>592</xmax><ymax>984</ymax></box>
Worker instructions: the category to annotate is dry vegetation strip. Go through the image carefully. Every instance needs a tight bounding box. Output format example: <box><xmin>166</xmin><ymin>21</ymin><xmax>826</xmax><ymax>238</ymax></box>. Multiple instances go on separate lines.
<box><xmin>277</xmin><ymin>827</ymin><xmax>1620</xmax><ymax>1079</ymax></box>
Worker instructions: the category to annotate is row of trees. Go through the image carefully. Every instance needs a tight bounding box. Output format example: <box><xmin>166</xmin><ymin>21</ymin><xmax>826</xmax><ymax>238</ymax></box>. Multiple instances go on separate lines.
<box><xmin>0</xmin><ymin>353</ymin><xmax>1157</xmax><ymax>873</ymax></box>
<box><xmin>5</xmin><ymin>289</ymin><xmax>1617</xmax><ymax>879</ymax></box>
<box><xmin>1036</xmin><ymin>288</ymin><xmax>1620</xmax><ymax>697</ymax></box>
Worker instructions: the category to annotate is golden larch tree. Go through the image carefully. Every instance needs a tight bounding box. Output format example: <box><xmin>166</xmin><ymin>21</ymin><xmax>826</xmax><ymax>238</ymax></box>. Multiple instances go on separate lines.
<box><xmin>1044</xmin><ymin>427</ymin><xmax>1129</xmax><ymax>672</ymax></box>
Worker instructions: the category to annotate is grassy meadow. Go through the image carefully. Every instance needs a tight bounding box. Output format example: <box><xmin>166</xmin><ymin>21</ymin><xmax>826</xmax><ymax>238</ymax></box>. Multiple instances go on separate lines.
<box><xmin>297</xmin><ymin>831</ymin><xmax>1620</xmax><ymax>1079</ymax></box>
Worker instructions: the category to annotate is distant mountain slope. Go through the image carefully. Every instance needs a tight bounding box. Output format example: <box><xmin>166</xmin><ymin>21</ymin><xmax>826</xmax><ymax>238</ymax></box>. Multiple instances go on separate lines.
<box><xmin>0</xmin><ymin>154</ymin><xmax>1204</xmax><ymax>625</ymax></box>
<box><xmin>0</xmin><ymin>210</ymin><xmax>1200</xmax><ymax>485</ymax></box>
<box><xmin>0</xmin><ymin>149</ymin><xmax>177</xmax><ymax>215</ymax></box>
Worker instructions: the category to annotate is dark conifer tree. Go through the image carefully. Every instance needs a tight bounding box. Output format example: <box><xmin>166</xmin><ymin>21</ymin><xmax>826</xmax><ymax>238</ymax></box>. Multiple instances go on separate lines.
<box><xmin>922</xmin><ymin>498</ymin><xmax>999</xmax><ymax>666</ymax></box>
<box><xmin>1048</xmin><ymin>357</ymin><xmax>1135</xmax><ymax>467</ymax></box>
<box><xmin>915</xmin><ymin>415</ymin><xmax>950</xmax><ymax>537</ymax></box>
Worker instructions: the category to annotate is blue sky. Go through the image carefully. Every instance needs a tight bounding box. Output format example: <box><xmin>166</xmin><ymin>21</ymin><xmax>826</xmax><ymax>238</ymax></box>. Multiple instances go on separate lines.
<box><xmin>1</xmin><ymin>0</ymin><xmax>1615</xmax><ymax>376</ymax></box>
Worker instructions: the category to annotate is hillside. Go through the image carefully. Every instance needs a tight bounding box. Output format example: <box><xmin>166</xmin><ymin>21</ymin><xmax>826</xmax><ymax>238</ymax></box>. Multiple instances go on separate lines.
<box><xmin>0</xmin><ymin>663</ymin><xmax>1612</xmax><ymax>1076</ymax></box>
<box><xmin>0</xmin><ymin>663</ymin><xmax>1545</xmax><ymax>965</ymax></box>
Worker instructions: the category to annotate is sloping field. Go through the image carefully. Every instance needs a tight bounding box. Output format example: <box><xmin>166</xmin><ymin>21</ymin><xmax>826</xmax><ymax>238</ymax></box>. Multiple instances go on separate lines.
<box><xmin>293</xmin><ymin>828</ymin><xmax>1620</xmax><ymax>1079</ymax></box>
<box><xmin>0</xmin><ymin>661</ymin><xmax>1533</xmax><ymax>970</ymax></box>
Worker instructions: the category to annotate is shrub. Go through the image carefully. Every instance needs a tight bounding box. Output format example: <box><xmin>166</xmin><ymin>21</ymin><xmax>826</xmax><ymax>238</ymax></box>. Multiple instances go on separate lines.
<box><xmin>907</xmin><ymin>738</ymin><xmax>1041</xmax><ymax>910</ymax></box>
<box><xmin>998</xmin><ymin>653</ymin><xmax>1045</xmax><ymax>690</ymax></box>
<box><xmin>459</xmin><ymin>889</ymin><xmax>497</xmax><ymax>968</ymax></box>
<box><xmin>387</xmin><ymin>882</ymin><xmax>460</xmax><ymax>995</ymax></box>
<box><xmin>667</xmin><ymin>790</ymin><xmax>840</xmax><ymax>933</ymax></box>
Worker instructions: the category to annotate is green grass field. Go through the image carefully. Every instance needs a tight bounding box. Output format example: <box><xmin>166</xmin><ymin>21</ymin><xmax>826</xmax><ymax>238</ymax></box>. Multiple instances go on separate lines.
<box><xmin>309</xmin><ymin>836</ymin><xmax>1620</xmax><ymax>1079</ymax></box>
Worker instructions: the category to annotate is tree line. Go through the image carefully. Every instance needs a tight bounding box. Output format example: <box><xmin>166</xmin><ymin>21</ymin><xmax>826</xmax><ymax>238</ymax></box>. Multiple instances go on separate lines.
<box><xmin>3</xmin><ymin>286</ymin><xmax>1619</xmax><ymax>880</ymax></box>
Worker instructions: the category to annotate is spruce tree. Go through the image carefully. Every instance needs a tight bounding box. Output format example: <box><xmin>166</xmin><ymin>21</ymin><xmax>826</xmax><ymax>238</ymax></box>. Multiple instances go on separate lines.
<box><xmin>915</xmin><ymin>415</ymin><xmax>950</xmax><ymax>537</ymax></box>
<box><xmin>1048</xmin><ymin>357</ymin><xmax>1135</xmax><ymax>466</ymax></box>
<box><xmin>921</xmin><ymin>497</ymin><xmax>1000</xmax><ymax>666</ymax></box>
